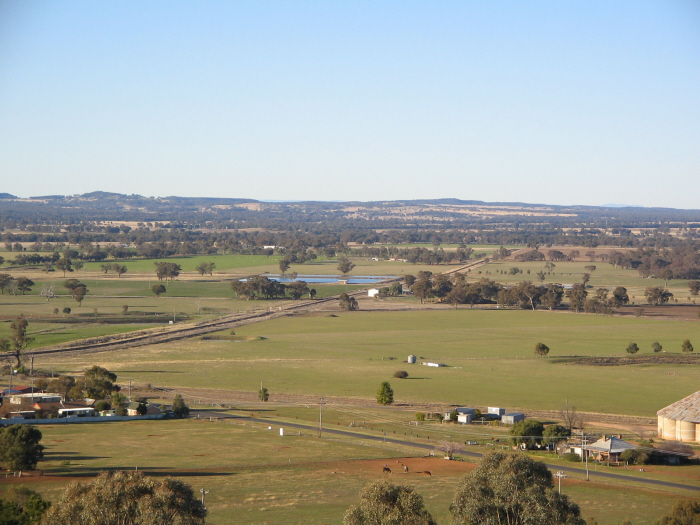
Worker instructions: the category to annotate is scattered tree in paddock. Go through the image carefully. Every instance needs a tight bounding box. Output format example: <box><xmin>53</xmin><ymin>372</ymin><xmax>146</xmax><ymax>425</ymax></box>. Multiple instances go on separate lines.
<box><xmin>377</xmin><ymin>381</ymin><xmax>394</xmax><ymax>405</ymax></box>
<box><xmin>258</xmin><ymin>387</ymin><xmax>269</xmax><ymax>402</ymax></box>
<box><xmin>652</xmin><ymin>341</ymin><xmax>663</xmax><ymax>353</ymax></box>
<box><xmin>393</xmin><ymin>370</ymin><xmax>409</xmax><ymax>379</ymax></box>
<box><xmin>0</xmin><ymin>425</ymin><xmax>44</xmax><ymax>474</ymax></box>
<box><xmin>337</xmin><ymin>257</ymin><xmax>356</xmax><ymax>275</ymax></box>
<box><xmin>626</xmin><ymin>342</ymin><xmax>640</xmax><ymax>354</ymax></box>
<box><xmin>152</xmin><ymin>284</ymin><xmax>167</xmax><ymax>297</ymax></box>
<box><xmin>682</xmin><ymin>339</ymin><xmax>694</xmax><ymax>353</ymax></box>
<box><xmin>535</xmin><ymin>342</ymin><xmax>550</xmax><ymax>357</ymax></box>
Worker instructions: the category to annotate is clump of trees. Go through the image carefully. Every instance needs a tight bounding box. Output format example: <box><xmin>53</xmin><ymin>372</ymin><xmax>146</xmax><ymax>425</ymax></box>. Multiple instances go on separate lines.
<box><xmin>339</xmin><ymin>293</ymin><xmax>359</xmax><ymax>311</ymax></box>
<box><xmin>450</xmin><ymin>452</ymin><xmax>585</xmax><ymax>525</ymax></box>
<box><xmin>0</xmin><ymin>487</ymin><xmax>50</xmax><ymax>523</ymax></box>
<box><xmin>344</xmin><ymin>480</ymin><xmax>436</xmax><ymax>525</ymax></box>
<box><xmin>40</xmin><ymin>471</ymin><xmax>207</xmax><ymax>524</ymax></box>
<box><xmin>171</xmin><ymin>394</ymin><xmax>189</xmax><ymax>418</ymax></box>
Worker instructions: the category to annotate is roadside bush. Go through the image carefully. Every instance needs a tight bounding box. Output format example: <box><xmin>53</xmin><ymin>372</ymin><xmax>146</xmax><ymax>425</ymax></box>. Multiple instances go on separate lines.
<box><xmin>563</xmin><ymin>452</ymin><xmax>581</xmax><ymax>462</ymax></box>
<box><xmin>393</xmin><ymin>370</ymin><xmax>409</xmax><ymax>379</ymax></box>
<box><xmin>620</xmin><ymin>449</ymin><xmax>650</xmax><ymax>465</ymax></box>
<box><xmin>415</xmin><ymin>412</ymin><xmax>426</xmax><ymax>422</ymax></box>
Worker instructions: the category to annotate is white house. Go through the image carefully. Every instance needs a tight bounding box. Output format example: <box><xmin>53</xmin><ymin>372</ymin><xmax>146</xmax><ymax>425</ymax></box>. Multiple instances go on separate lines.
<box><xmin>368</xmin><ymin>288</ymin><xmax>380</xmax><ymax>298</ymax></box>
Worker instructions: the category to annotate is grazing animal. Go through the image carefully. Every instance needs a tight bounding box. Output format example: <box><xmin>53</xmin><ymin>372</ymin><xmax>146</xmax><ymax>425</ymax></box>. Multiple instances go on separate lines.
<box><xmin>382</xmin><ymin>466</ymin><xmax>392</xmax><ymax>474</ymax></box>
<box><xmin>422</xmin><ymin>471</ymin><xmax>432</xmax><ymax>477</ymax></box>
<box><xmin>403</xmin><ymin>465</ymin><xmax>409</xmax><ymax>473</ymax></box>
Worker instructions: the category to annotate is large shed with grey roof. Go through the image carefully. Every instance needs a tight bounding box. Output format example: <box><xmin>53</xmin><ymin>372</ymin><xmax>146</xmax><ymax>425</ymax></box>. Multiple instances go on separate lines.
<box><xmin>657</xmin><ymin>391</ymin><xmax>700</xmax><ymax>442</ymax></box>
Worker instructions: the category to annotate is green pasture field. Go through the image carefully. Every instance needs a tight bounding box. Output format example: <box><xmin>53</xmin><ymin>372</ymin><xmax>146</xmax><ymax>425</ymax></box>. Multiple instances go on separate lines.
<box><xmin>0</xmin><ymin>321</ymin><xmax>159</xmax><ymax>349</ymax></box>
<box><xmin>476</xmin><ymin>260</ymin><xmax>694</xmax><ymax>298</ymax></box>
<box><xmin>0</xmin><ymin>418</ymin><xmax>688</xmax><ymax>525</ymax></box>
<box><xmin>364</xmin><ymin>244</ymin><xmax>517</xmax><ymax>253</ymax></box>
<box><xmin>38</xmin><ymin>309</ymin><xmax>700</xmax><ymax>417</ymax></box>
<box><xmin>81</xmin><ymin>254</ymin><xmax>282</xmax><ymax>273</ymax></box>
<box><xmin>2</xmin><ymin>254</ymin><xmax>457</xmax><ymax>278</ymax></box>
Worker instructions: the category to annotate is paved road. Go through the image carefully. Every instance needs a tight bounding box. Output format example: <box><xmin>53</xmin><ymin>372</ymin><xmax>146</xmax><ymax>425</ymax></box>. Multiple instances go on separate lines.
<box><xmin>191</xmin><ymin>409</ymin><xmax>700</xmax><ymax>493</ymax></box>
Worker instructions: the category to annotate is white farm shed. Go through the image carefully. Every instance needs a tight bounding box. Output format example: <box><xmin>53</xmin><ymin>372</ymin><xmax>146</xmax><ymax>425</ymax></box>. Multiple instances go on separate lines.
<box><xmin>501</xmin><ymin>413</ymin><xmax>525</xmax><ymax>425</ymax></box>
<box><xmin>457</xmin><ymin>414</ymin><xmax>472</xmax><ymax>424</ymax></box>
<box><xmin>368</xmin><ymin>288</ymin><xmax>380</xmax><ymax>298</ymax></box>
<box><xmin>488</xmin><ymin>407</ymin><xmax>506</xmax><ymax>418</ymax></box>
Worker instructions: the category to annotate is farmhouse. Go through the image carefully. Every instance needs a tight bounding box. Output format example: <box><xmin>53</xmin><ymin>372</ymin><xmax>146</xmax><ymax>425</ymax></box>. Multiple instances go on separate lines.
<box><xmin>572</xmin><ymin>435</ymin><xmax>636</xmax><ymax>462</ymax></box>
<box><xmin>657</xmin><ymin>390</ymin><xmax>700</xmax><ymax>442</ymax></box>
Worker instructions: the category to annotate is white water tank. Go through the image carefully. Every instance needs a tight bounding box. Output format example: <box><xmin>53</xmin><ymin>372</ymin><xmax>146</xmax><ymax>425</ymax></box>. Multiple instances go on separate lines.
<box><xmin>408</xmin><ymin>355</ymin><xmax>417</xmax><ymax>364</ymax></box>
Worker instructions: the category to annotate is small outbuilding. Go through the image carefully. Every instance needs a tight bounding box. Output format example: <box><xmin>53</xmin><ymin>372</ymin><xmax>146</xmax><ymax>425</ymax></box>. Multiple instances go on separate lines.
<box><xmin>488</xmin><ymin>407</ymin><xmax>506</xmax><ymax>418</ymax></box>
<box><xmin>457</xmin><ymin>414</ymin><xmax>472</xmax><ymax>425</ymax></box>
<box><xmin>501</xmin><ymin>413</ymin><xmax>525</xmax><ymax>425</ymax></box>
<box><xmin>368</xmin><ymin>288</ymin><xmax>380</xmax><ymax>298</ymax></box>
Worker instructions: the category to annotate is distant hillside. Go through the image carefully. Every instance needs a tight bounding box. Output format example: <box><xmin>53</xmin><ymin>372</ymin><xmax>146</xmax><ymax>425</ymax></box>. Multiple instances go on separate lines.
<box><xmin>0</xmin><ymin>193</ymin><xmax>17</xmax><ymax>199</ymax></box>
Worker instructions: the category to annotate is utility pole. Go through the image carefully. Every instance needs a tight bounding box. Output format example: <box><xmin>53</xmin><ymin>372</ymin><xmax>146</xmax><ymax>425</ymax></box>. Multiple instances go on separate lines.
<box><xmin>554</xmin><ymin>471</ymin><xmax>567</xmax><ymax>494</ymax></box>
<box><xmin>581</xmin><ymin>430</ymin><xmax>590</xmax><ymax>481</ymax></box>
<box><xmin>30</xmin><ymin>355</ymin><xmax>34</xmax><ymax>377</ymax></box>
<box><xmin>318</xmin><ymin>397</ymin><xmax>325</xmax><ymax>438</ymax></box>
<box><xmin>128</xmin><ymin>379</ymin><xmax>133</xmax><ymax>401</ymax></box>
<box><xmin>200</xmin><ymin>488</ymin><xmax>209</xmax><ymax>508</ymax></box>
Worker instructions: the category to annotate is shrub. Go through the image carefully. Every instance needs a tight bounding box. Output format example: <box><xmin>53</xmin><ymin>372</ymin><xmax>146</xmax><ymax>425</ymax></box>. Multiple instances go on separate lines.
<box><xmin>393</xmin><ymin>370</ymin><xmax>409</xmax><ymax>379</ymax></box>
<box><xmin>94</xmin><ymin>400</ymin><xmax>111</xmax><ymax>411</ymax></box>
<box><xmin>449</xmin><ymin>409</ymin><xmax>458</xmax><ymax>422</ymax></box>
<box><xmin>620</xmin><ymin>449</ymin><xmax>649</xmax><ymax>465</ymax></box>
<box><xmin>415</xmin><ymin>412</ymin><xmax>426</xmax><ymax>422</ymax></box>
<box><xmin>652</xmin><ymin>341</ymin><xmax>663</xmax><ymax>352</ymax></box>
<box><xmin>62</xmin><ymin>307</ymin><xmax>71</xmax><ymax>314</ymax></box>
<box><xmin>563</xmin><ymin>452</ymin><xmax>581</xmax><ymax>462</ymax></box>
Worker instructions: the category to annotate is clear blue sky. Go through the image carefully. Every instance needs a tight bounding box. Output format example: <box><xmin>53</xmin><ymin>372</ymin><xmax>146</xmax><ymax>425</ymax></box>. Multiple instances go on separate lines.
<box><xmin>1</xmin><ymin>1</ymin><xmax>698</xmax><ymax>207</ymax></box>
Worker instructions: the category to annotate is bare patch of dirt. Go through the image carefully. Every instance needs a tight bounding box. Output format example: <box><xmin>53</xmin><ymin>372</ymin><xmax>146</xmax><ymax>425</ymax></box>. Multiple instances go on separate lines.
<box><xmin>566</xmin><ymin>355</ymin><xmax>700</xmax><ymax>366</ymax></box>
<box><xmin>617</xmin><ymin>305</ymin><xmax>700</xmax><ymax>321</ymax></box>
<box><xmin>327</xmin><ymin>457</ymin><xmax>475</xmax><ymax>478</ymax></box>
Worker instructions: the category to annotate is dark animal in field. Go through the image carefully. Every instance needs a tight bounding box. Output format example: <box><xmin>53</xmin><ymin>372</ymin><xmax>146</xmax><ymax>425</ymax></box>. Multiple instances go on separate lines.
<box><xmin>421</xmin><ymin>471</ymin><xmax>431</xmax><ymax>476</ymax></box>
<box><xmin>382</xmin><ymin>466</ymin><xmax>392</xmax><ymax>474</ymax></box>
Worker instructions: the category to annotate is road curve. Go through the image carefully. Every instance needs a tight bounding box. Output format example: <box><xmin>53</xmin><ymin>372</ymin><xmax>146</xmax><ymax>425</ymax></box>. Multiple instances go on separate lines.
<box><xmin>191</xmin><ymin>409</ymin><xmax>700</xmax><ymax>493</ymax></box>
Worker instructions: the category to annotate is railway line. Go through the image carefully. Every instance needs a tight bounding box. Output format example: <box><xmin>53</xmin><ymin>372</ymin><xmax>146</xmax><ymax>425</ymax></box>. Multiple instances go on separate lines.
<box><xmin>27</xmin><ymin>252</ymin><xmax>513</xmax><ymax>358</ymax></box>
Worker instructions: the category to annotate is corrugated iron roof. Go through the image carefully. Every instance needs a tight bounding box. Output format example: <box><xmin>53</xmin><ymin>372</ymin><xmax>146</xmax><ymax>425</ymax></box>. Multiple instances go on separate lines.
<box><xmin>585</xmin><ymin>436</ymin><xmax>636</xmax><ymax>454</ymax></box>
<box><xmin>657</xmin><ymin>391</ymin><xmax>700</xmax><ymax>423</ymax></box>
